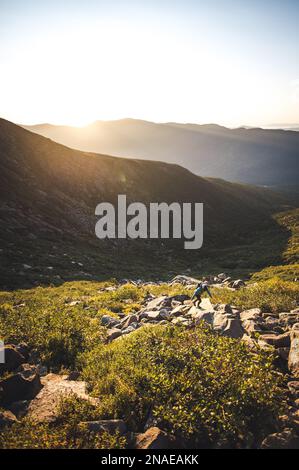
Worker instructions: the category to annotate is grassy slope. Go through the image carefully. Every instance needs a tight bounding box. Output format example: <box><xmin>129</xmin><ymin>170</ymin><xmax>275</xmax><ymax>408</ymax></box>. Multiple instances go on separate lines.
<box><xmin>0</xmin><ymin>118</ymin><xmax>295</xmax><ymax>288</ymax></box>
<box><xmin>1</xmin><ymin>278</ymin><xmax>295</xmax><ymax>448</ymax></box>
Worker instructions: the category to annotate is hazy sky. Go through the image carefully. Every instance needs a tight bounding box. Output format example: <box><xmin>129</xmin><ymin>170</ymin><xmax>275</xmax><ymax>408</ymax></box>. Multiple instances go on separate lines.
<box><xmin>0</xmin><ymin>0</ymin><xmax>298</xmax><ymax>126</ymax></box>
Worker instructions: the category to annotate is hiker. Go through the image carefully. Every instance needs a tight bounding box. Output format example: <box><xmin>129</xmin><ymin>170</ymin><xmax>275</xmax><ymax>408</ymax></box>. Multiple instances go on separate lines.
<box><xmin>191</xmin><ymin>282</ymin><xmax>212</xmax><ymax>307</ymax></box>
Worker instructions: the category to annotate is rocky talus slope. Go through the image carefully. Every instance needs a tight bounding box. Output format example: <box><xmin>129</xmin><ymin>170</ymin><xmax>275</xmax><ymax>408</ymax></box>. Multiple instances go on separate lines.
<box><xmin>1</xmin><ymin>275</ymin><xmax>299</xmax><ymax>448</ymax></box>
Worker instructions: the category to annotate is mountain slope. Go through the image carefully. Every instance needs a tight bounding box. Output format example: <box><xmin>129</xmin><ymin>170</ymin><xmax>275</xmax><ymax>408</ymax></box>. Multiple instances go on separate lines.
<box><xmin>23</xmin><ymin>119</ymin><xmax>299</xmax><ymax>187</ymax></box>
<box><xmin>0</xmin><ymin>118</ymin><xmax>293</xmax><ymax>288</ymax></box>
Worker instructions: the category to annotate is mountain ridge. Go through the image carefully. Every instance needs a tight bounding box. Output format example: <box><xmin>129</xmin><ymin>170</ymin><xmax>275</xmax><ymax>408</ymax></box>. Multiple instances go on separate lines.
<box><xmin>23</xmin><ymin>118</ymin><xmax>299</xmax><ymax>187</ymax></box>
<box><xmin>0</xmin><ymin>117</ymin><xmax>294</xmax><ymax>288</ymax></box>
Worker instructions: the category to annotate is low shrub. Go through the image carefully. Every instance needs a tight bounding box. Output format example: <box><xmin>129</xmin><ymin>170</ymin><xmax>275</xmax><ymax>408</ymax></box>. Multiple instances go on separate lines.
<box><xmin>212</xmin><ymin>278</ymin><xmax>299</xmax><ymax>312</ymax></box>
<box><xmin>81</xmin><ymin>323</ymin><xmax>285</xmax><ymax>447</ymax></box>
<box><xmin>0</xmin><ymin>420</ymin><xmax>126</xmax><ymax>449</ymax></box>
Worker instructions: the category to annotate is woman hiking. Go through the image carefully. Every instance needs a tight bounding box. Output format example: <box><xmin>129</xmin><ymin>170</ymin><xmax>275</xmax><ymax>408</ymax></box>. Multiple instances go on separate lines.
<box><xmin>191</xmin><ymin>281</ymin><xmax>212</xmax><ymax>308</ymax></box>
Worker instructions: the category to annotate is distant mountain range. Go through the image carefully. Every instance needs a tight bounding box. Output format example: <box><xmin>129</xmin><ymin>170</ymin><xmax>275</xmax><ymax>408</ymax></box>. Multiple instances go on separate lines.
<box><xmin>23</xmin><ymin>119</ymin><xmax>299</xmax><ymax>188</ymax></box>
<box><xmin>0</xmin><ymin>118</ymin><xmax>293</xmax><ymax>288</ymax></box>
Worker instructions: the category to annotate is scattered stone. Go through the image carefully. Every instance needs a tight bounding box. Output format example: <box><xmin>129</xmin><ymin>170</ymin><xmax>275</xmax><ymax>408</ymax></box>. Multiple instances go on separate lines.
<box><xmin>221</xmin><ymin>318</ymin><xmax>244</xmax><ymax>339</ymax></box>
<box><xmin>288</xmin><ymin>381</ymin><xmax>299</xmax><ymax>399</ymax></box>
<box><xmin>143</xmin><ymin>296</ymin><xmax>168</xmax><ymax>311</ymax></box>
<box><xmin>121</xmin><ymin>314</ymin><xmax>139</xmax><ymax>329</ymax></box>
<box><xmin>193</xmin><ymin>311</ymin><xmax>214</xmax><ymax>325</ymax></box>
<box><xmin>259</xmin><ymin>332</ymin><xmax>290</xmax><ymax>349</ymax></box>
<box><xmin>27</xmin><ymin>374</ymin><xmax>98</xmax><ymax>423</ymax></box>
<box><xmin>121</xmin><ymin>326</ymin><xmax>136</xmax><ymax>335</ymax></box>
<box><xmin>288</xmin><ymin>329</ymin><xmax>299</xmax><ymax>377</ymax></box>
<box><xmin>0</xmin><ymin>410</ymin><xmax>18</xmax><ymax>429</ymax></box>
<box><xmin>240</xmin><ymin>308</ymin><xmax>262</xmax><ymax>322</ymax></box>
<box><xmin>242</xmin><ymin>319</ymin><xmax>262</xmax><ymax>335</ymax></box>
<box><xmin>231</xmin><ymin>279</ymin><xmax>245</xmax><ymax>289</ymax></box>
<box><xmin>261</xmin><ymin>428</ymin><xmax>299</xmax><ymax>449</ymax></box>
<box><xmin>169</xmin><ymin>275</ymin><xmax>199</xmax><ymax>286</ymax></box>
<box><xmin>100</xmin><ymin>315</ymin><xmax>119</xmax><ymax>327</ymax></box>
<box><xmin>0</xmin><ymin>344</ymin><xmax>26</xmax><ymax>375</ymax></box>
<box><xmin>107</xmin><ymin>328</ymin><xmax>122</xmax><ymax>342</ymax></box>
<box><xmin>0</xmin><ymin>365</ymin><xmax>42</xmax><ymax>404</ymax></box>
<box><xmin>214</xmin><ymin>304</ymin><xmax>233</xmax><ymax>314</ymax></box>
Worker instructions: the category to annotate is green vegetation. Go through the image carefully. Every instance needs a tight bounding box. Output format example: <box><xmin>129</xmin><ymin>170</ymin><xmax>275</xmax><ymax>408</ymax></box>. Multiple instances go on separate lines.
<box><xmin>251</xmin><ymin>264</ymin><xmax>299</xmax><ymax>282</ymax></box>
<box><xmin>212</xmin><ymin>278</ymin><xmax>299</xmax><ymax>313</ymax></box>
<box><xmin>0</xmin><ymin>418</ymin><xmax>126</xmax><ymax>449</ymax></box>
<box><xmin>81</xmin><ymin>324</ymin><xmax>284</xmax><ymax>447</ymax></box>
<box><xmin>0</xmin><ymin>275</ymin><xmax>297</xmax><ymax>448</ymax></box>
<box><xmin>275</xmin><ymin>208</ymin><xmax>299</xmax><ymax>264</ymax></box>
<box><xmin>0</xmin><ymin>281</ymin><xmax>190</xmax><ymax>369</ymax></box>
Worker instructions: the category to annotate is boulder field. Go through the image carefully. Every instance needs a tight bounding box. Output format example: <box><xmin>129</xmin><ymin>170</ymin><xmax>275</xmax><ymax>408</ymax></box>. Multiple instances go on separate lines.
<box><xmin>1</xmin><ymin>274</ymin><xmax>299</xmax><ymax>449</ymax></box>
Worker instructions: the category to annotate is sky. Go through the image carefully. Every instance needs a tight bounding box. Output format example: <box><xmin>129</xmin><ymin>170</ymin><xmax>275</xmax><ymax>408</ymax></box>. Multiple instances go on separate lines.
<box><xmin>0</xmin><ymin>0</ymin><xmax>298</xmax><ymax>127</ymax></box>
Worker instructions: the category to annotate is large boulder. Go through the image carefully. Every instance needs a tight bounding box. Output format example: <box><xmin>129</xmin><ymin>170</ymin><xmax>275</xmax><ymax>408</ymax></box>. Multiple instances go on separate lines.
<box><xmin>169</xmin><ymin>275</ymin><xmax>199</xmax><ymax>286</ymax></box>
<box><xmin>213</xmin><ymin>312</ymin><xmax>229</xmax><ymax>331</ymax></box>
<box><xmin>121</xmin><ymin>314</ymin><xmax>139</xmax><ymax>330</ymax></box>
<box><xmin>259</xmin><ymin>332</ymin><xmax>291</xmax><ymax>349</ymax></box>
<box><xmin>231</xmin><ymin>279</ymin><xmax>245</xmax><ymax>289</ymax></box>
<box><xmin>143</xmin><ymin>296</ymin><xmax>169</xmax><ymax>311</ymax></box>
<box><xmin>240</xmin><ymin>308</ymin><xmax>262</xmax><ymax>322</ymax></box>
<box><xmin>27</xmin><ymin>373</ymin><xmax>99</xmax><ymax>423</ymax></box>
<box><xmin>0</xmin><ymin>364</ymin><xmax>42</xmax><ymax>404</ymax></box>
<box><xmin>107</xmin><ymin>328</ymin><xmax>122</xmax><ymax>342</ymax></box>
<box><xmin>214</xmin><ymin>304</ymin><xmax>233</xmax><ymax>314</ymax></box>
<box><xmin>279</xmin><ymin>312</ymin><xmax>299</xmax><ymax>326</ymax></box>
<box><xmin>288</xmin><ymin>381</ymin><xmax>299</xmax><ymax>399</ymax></box>
<box><xmin>169</xmin><ymin>294</ymin><xmax>190</xmax><ymax>303</ymax></box>
<box><xmin>0</xmin><ymin>344</ymin><xmax>26</xmax><ymax>375</ymax></box>
<box><xmin>242</xmin><ymin>319</ymin><xmax>263</xmax><ymax>335</ymax></box>
<box><xmin>100</xmin><ymin>315</ymin><xmax>120</xmax><ymax>327</ymax></box>
<box><xmin>80</xmin><ymin>419</ymin><xmax>127</xmax><ymax>435</ymax></box>
<box><xmin>261</xmin><ymin>428</ymin><xmax>299</xmax><ymax>449</ymax></box>
<box><xmin>288</xmin><ymin>329</ymin><xmax>299</xmax><ymax>377</ymax></box>
<box><xmin>193</xmin><ymin>311</ymin><xmax>214</xmax><ymax>326</ymax></box>
<box><xmin>170</xmin><ymin>304</ymin><xmax>190</xmax><ymax>317</ymax></box>
<box><xmin>135</xmin><ymin>427</ymin><xmax>178</xmax><ymax>449</ymax></box>
<box><xmin>141</xmin><ymin>311</ymin><xmax>162</xmax><ymax>321</ymax></box>
<box><xmin>221</xmin><ymin>318</ymin><xmax>244</xmax><ymax>339</ymax></box>
<box><xmin>0</xmin><ymin>409</ymin><xmax>18</xmax><ymax>429</ymax></box>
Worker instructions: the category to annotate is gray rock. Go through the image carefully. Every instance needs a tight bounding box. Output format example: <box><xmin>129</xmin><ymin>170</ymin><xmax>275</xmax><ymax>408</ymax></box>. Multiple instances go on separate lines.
<box><xmin>242</xmin><ymin>319</ymin><xmax>263</xmax><ymax>335</ymax></box>
<box><xmin>279</xmin><ymin>312</ymin><xmax>299</xmax><ymax>326</ymax></box>
<box><xmin>143</xmin><ymin>296</ymin><xmax>168</xmax><ymax>311</ymax></box>
<box><xmin>240</xmin><ymin>308</ymin><xmax>262</xmax><ymax>322</ymax></box>
<box><xmin>135</xmin><ymin>426</ymin><xmax>178</xmax><ymax>449</ymax></box>
<box><xmin>0</xmin><ymin>365</ymin><xmax>42</xmax><ymax>404</ymax></box>
<box><xmin>0</xmin><ymin>409</ymin><xmax>18</xmax><ymax>429</ymax></box>
<box><xmin>261</xmin><ymin>428</ymin><xmax>299</xmax><ymax>449</ymax></box>
<box><xmin>213</xmin><ymin>312</ymin><xmax>229</xmax><ymax>331</ymax></box>
<box><xmin>100</xmin><ymin>315</ymin><xmax>119</xmax><ymax>327</ymax></box>
<box><xmin>169</xmin><ymin>275</ymin><xmax>200</xmax><ymax>286</ymax></box>
<box><xmin>194</xmin><ymin>311</ymin><xmax>214</xmax><ymax>325</ymax></box>
<box><xmin>214</xmin><ymin>304</ymin><xmax>233</xmax><ymax>314</ymax></box>
<box><xmin>171</xmin><ymin>304</ymin><xmax>190</xmax><ymax>317</ymax></box>
<box><xmin>289</xmin><ymin>329</ymin><xmax>299</xmax><ymax>377</ymax></box>
<box><xmin>121</xmin><ymin>326</ymin><xmax>136</xmax><ymax>335</ymax></box>
<box><xmin>0</xmin><ymin>344</ymin><xmax>26</xmax><ymax>375</ymax></box>
<box><xmin>288</xmin><ymin>381</ymin><xmax>299</xmax><ymax>398</ymax></box>
<box><xmin>143</xmin><ymin>311</ymin><xmax>162</xmax><ymax>321</ymax></box>
<box><xmin>221</xmin><ymin>318</ymin><xmax>244</xmax><ymax>339</ymax></box>
<box><xmin>259</xmin><ymin>332</ymin><xmax>291</xmax><ymax>348</ymax></box>
<box><xmin>107</xmin><ymin>328</ymin><xmax>122</xmax><ymax>342</ymax></box>
<box><xmin>27</xmin><ymin>373</ymin><xmax>99</xmax><ymax>423</ymax></box>
<box><xmin>121</xmin><ymin>314</ymin><xmax>139</xmax><ymax>329</ymax></box>
<box><xmin>232</xmin><ymin>279</ymin><xmax>245</xmax><ymax>289</ymax></box>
